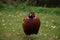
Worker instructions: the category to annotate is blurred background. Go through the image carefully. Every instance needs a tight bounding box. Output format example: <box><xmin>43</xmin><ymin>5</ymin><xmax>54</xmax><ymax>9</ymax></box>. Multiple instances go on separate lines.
<box><xmin>0</xmin><ymin>0</ymin><xmax>60</xmax><ymax>40</ymax></box>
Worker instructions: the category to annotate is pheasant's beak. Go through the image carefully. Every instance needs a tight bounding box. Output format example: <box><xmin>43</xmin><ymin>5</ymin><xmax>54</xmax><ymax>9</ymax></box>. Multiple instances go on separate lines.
<box><xmin>28</xmin><ymin>12</ymin><xmax>35</xmax><ymax>18</ymax></box>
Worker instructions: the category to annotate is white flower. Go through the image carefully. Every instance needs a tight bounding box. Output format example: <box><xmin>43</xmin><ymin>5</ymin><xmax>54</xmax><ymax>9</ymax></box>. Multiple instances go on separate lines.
<box><xmin>14</xmin><ymin>16</ymin><xmax>16</xmax><ymax>17</ymax></box>
<box><xmin>52</xmin><ymin>20</ymin><xmax>54</xmax><ymax>22</ymax></box>
<box><xmin>17</xmin><ymin>15</ymin><xmax>20</xmax><ymax>17</ymax></box>
<box><xmin>46</xmin><ymin>21</ymin><xmax>48</xmax><ymax>24</ymax></box>
<box><xmin>20</xmin><ymin>13</ymin><xmax>22</xmax><ymax>16</ymax></box>
<box><xmin>8</xmin><ymin>14</ymin><xmax>11</xmax><ymax>16</ymax></box>
<box><xmin>2</xmin><ymin>19</ymin><xmax>5</xmax><ymax>22</ymax></box>
<box><xmin>53</xmin><ymin>26</ymin><xmax>56</xmax><ymax>28</ymax></box>
<box><xmin>17</xmin><ymin>32</ymin><xmax>20</xmax><ymax>35</ymax></box>
<box><xmin>56</xmin><ymin>36</ymin><xmax>58</xmax><ymax>38</ymax></box>
<box><xmin>42</xmin><ymin>17</ymin><xmax>44</xmax><ymax>19</ymax></box>
<box><xmin>44</xmin><ymin>34</ymin><xmax>47</xmax><ymax>36</ymax></box>
<box><xmin>11</xmin><ymin>15</ymin><xmax>14</xmax><ymax>17</ymax></box>
<box><xmin>0</xmin><ymin>13</ymin><xmax>2</xmax><ymax>15</ymax></box>
<box><xmin>40</xmin><ymin>33</ymin><xmax>42</xmax><ymax>35</ymax></box>
<box><xmin>9</xmin><ymin>23</ymin><xmax>12</xmax><ymax>25</ymax></box>
<box><xmin>46</xmin><ymin>24</ymin><xmax>48</xmax><ymax>27</ymax></box>
<box><xmin>45</xmin><ymin>16</ymin><xmax>46</xmax><ymax>18</ymax></box>
<box><xmin>13</xmin><ymin>29</ymin><xmax>15</xmax><ymax>32</ymax></box>
<box><xmin>3</xmin><ymin>23</ymin><xmax>5</xmax><ymax>26</ymax></box>
<box><xmin>51</xmin><ymin>26</ymin><xmax>56</xmax><ymax>29</ymax></box>
<box><xmin>51</xmin><ymin>26</ymin><xmax>53</xmax><ymax>28</ymax></box>
<box><xmin>4</xmin><ymin>26</ymin><xmax>7</xmax><ymax>29</ymax></box>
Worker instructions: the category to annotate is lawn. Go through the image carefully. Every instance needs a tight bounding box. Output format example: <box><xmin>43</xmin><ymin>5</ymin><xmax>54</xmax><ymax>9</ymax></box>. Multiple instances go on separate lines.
<box><xmin>0</xmin><ymin>4</ymin><xmax>60</xmax><ymax>40</ymax></box>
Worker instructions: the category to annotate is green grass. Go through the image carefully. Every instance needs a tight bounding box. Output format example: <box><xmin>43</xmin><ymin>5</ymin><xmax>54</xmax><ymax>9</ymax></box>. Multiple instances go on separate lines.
<box><xmin>0</xmin><ymin>4</ymin><xmax>60</xmax><ymax>40</ymax></box>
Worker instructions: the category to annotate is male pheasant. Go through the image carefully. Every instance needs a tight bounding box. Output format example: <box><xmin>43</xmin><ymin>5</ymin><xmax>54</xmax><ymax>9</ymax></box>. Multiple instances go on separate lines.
<box><xmin>22</xmin><ymin>12</ymin><xmax>41</xmax><ymax>35</ymax></box>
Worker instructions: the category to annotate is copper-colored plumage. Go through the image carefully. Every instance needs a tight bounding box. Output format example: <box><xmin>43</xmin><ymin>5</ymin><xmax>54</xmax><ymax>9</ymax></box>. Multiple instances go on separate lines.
<box><xmin>22</xmin><ymin>12</ymin><xmax>41</xmax><ymax>35</ymax></box>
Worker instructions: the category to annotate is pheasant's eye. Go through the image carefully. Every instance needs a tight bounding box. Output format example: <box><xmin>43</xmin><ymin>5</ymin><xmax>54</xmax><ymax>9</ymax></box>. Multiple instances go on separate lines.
<box><xmin>29</xmin><ymin>14</ymin><xmax>33</xmax><ymax>18</ymax></box>
<box><xmin>30</xmin><ymin>14</ymin><xmax>32</xmax><ymax>16</ymax></box>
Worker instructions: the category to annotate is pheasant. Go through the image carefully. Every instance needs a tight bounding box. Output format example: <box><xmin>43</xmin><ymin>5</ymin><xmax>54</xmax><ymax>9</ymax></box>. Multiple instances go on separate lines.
<box><xmin>22</xmin><ymin>12</ymin><xmax>41</xmax><ymax>35</ymax></box>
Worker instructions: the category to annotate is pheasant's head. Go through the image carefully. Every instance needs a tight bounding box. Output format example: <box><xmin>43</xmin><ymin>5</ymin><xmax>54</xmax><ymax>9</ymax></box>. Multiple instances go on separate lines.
<box><xmin>28</xmin><ymin>12</ymin><xmax>35</xmax><ymax>18</ymax></box>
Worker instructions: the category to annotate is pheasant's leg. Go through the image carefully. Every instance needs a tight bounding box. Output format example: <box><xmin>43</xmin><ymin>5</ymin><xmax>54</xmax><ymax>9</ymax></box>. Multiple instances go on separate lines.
<box><xmin>28</xmin><ymin>35</ymin><xmax>31</xmax><ymax>40</ymax></box>
<box><xmin>26</xmin><ymin>35</ymin><xmax>32</xmax><ymax>40</ymax></box>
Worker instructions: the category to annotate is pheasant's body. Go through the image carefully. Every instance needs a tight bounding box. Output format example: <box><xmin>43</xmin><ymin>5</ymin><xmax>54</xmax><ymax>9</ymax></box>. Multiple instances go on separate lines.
<box><xmin>23</xmin><ymin>16</ymin><xmax>41</xmax><ymax>35</ymax></box>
